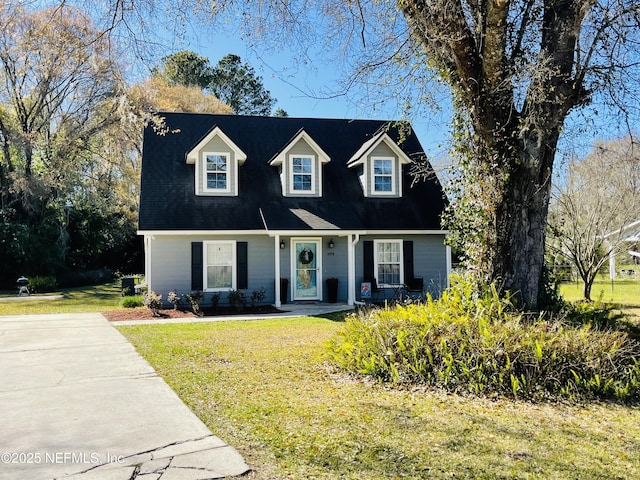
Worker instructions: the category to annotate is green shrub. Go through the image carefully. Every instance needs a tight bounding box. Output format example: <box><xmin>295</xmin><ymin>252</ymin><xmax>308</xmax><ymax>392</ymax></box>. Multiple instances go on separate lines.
<box><xmin>250</xmin><ymin>287</ymin><xmax>266</xmax><ymax>307</ymax></box>
<box><xmin>325</xmin><ymin>276</ymin><xmax>640</xmax><ymax>403</ymax></box>
<box><xmin>120</xmin><ymin>295</ymin><xmax>144</xmax><ymax>308</ymax></box>
<box><xmin>561</xmin><ymin>299</ymin><xmax>624</xmax><ymax>331</ymax></box>
<box><xmin>210</xmin><ymin>292</ymin><xmax>221</xmax><ymax>309</ymax></box>
<box><xmin>144</xmin><ymin>291</ymin><xmax>162</xmax><ymax>317</ymax></box>
<box><xmin>168</xmin><ymin>291</ymin><xmax>184</xmax><ymax>310</ymax></box>
<box><xmin>59</xmin><ymin>268</ymin><xmax>113</xmax><ymax>288</ymax></box>
<box><xmin>228</xmin><ymin>289</ymin><xmax>247</xmax><ymax>311</ymax></box>
<box><xmin>28</xmin><ymin>276</ymin><xmax>57</xmax><ymax>293</ymax></box>
<box><xmin>186</xmin><ymin>290</ymin><xmax>204</xmax><ymax>316</ymax></box>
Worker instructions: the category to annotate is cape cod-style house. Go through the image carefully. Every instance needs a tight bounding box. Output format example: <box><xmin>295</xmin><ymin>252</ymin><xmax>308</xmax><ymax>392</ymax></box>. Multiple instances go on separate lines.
<box><xmin>138</xmin><ymin>113</ymin><xmax>450</xmax><ymax>307</ymax></box>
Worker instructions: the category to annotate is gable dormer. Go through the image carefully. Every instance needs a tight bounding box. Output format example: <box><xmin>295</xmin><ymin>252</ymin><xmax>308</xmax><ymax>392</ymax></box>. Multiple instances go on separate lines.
<box><xmin>269</xmin><ymin>129</ymin><xmax>330</xmax><ymax>197</ymax></box>
<box><xmin>186</xmin><ymin>125</ymin><xmax>247</xmax><ymax>196</ymax></box>
<box><xmin>347</xmin><ymin>131</ymin><xmax>412</xmax><ymax>198</ymax></box>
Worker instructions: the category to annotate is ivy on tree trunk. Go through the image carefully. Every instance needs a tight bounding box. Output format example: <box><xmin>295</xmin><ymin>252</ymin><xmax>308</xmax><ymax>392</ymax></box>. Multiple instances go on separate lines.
<box><xmin>400</xmin><ymin>0</ymin><xmax>595</xmax><ymax>308</ymax></box>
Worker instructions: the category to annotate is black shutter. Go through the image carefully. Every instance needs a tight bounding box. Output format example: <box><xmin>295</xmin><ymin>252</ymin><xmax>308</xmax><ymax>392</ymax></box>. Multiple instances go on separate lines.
<box><xmin>237</xmin><ymin>241</ymin><xmax>248</xmax><ymax>290</ymax></box>
<box><xmin>363</xmin><ymin>240</ymin><xmax>374</xmax><ymax>281</ymax></box>
<box><xmin>403</xmin><ymin>240</ymin><xmax>414</xmax><ymax>282</ymax></box>
<box><xmin>191</xmin><ymin>242</ymin><xmax>203</xmax><ymax>290</ymax></box>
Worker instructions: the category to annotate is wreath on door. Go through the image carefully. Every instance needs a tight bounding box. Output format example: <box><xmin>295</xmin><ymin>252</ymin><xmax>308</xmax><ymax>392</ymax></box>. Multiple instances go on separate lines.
<box><xmin>299</xmin><ymin>247</ymin><xmax>314</xmax><ymax>265</ymax></box>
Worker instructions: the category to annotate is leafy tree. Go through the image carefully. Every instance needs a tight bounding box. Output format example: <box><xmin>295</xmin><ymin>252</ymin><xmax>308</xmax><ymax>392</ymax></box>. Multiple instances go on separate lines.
<box><xmin>128</xmin><ymin>77</ymin><xmax>232</xmax><ymax>115</ymax></box>
<box><xmin>548</xmin><ymin>138</ymin><xmax>640</xmax><ymax>300</ymax></box>
<box><xmin>0</xmin><ymin>3</ymin><xmax>140</xmax><ymax>285</ymax></box>
<box><xmin>0</xmin><ymin>3</ymin><xmax>122</xmax><ymax>183</ymax></box>
<box><xmin>209</xmin><ymin>54</ymin><xmax>276</xmax><ymax>116</ymax></box>
<box><xmin>152</xmin><ymin>50</ymin><xmax>214</xmax><ymax>89</ymax></box>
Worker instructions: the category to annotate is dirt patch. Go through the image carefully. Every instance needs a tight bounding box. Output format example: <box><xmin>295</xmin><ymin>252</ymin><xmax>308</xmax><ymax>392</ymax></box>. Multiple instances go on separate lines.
<box><xmin>103</xmin><ymin>305</ymin><xmax>286</xmax><ymax>322</ymax></box>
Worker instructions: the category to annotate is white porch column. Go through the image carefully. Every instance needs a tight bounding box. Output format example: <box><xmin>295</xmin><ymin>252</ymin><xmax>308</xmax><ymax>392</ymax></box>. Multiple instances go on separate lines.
<box><xmin>144</xmin><ymin>235</ymin><xmax>152</xmax><ymax>292</ymax></box>
<box><xmin>609</xmin><ymin>247</ymin><xmax>617</xmax><ymax>282</ymax></box>
<box><xmin>347</xmin><ymin>235</ymin><xmax>354</xmax><ymax>305</ymax></box>
<box><xmin>446</xmin><ymin>244</ymin><xmax>452</xmax><ymax>288</ymax></box>
<box><xmin>274</xmin><ymin>235</ymin><xmax>281</xmax><ymax>307</ymax></box>
<box><xmin>347</xmin><ymin>234</ymin><xmax>360</xmax><ymax>306</ymax></box>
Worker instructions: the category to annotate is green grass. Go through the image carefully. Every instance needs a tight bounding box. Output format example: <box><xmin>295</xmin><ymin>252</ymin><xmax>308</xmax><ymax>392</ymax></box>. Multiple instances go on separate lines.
<box><xmin>559</xmin><ymin>277</ymin><xmax>640</xmax><ymax>306</ymax></box>
<box><xmin>0</xmin><ymin>282</ymin><xmax>124</xmax><ymax>315</ymax></box>
<box><xmin>119</xmin><ymin>317</ymin><xmax>640</xmax><ymax>480</ymax></box>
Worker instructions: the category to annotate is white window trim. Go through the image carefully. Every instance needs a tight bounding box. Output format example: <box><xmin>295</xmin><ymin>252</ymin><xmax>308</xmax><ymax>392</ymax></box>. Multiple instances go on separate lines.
<box><xmin>203</xmin><ymin>240</ymin><xmax>237</xmax><ymax>291</ymax></box>
<box><xmin>374</xmin><ymin>239</ymin><xmax>404</xmax><ymax>287</ymax></box>
<box><xmin>288</xmin><ymin>154</ymin><xmax>318</xmax><ymax>195</ymax></box>
<box><xmin>370</xmin><ymin>156</ymin><xmax>397</xmax><ymax>196</ymax></box>
<box><xmin>201</xmin><ymin>152</ymin><xmax>233</xmax><ymax>194</ymax></box>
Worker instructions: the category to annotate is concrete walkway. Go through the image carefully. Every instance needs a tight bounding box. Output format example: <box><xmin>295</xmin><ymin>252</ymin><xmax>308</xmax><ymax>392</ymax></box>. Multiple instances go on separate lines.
<box><xmin>0</xmin><ymin>294</ymin><xmax>64</xmax><ymax>302</ymax></box>
<box><xmin>0</xmin><ymin>313</ymin><xmax>250</xmax><ymax>480</ymax></box>
<box><xmin>111</xmin><ymin>302</ymin><xmax>354</xmax><ymax>326</ymax></box>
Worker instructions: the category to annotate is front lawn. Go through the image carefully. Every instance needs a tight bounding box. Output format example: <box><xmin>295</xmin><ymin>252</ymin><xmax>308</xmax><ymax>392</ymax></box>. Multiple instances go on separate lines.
<box><xmin>118</xmin><ymin>317</ymin><xmax>640</xmax><ymax>480</ymax></box>
<box><xmin>0</xmin><ymin>282</ymin><xmax>123</xmax><ymax>315</ymax></box>
<box><xmin>559</xmin><ymin>278</ymin><xmax>640</xmax><ymax>306</ymax></box>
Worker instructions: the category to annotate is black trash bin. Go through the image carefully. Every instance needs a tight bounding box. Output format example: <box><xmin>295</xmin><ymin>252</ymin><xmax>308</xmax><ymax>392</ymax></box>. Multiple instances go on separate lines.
<box><xmin>280</xmin><ymin>278</ymin><xmax>289</xmax><ymax>304</ymax></box>
<box><xmin>121</xmin><ymin>277</ymin><xmax>140</xmax><ymax>296</ymax></box>
<box><xmin>326</xmin><ymin>278</ymin><xmax>339</xmax><ymax>303</ymax></box>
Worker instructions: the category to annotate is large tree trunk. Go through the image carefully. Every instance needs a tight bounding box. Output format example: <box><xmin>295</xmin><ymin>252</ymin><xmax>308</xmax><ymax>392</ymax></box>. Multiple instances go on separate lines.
<box><xmin>401</xmin><ymin>0</ymin><xmax>589</xmax><ymax>309</ymax></box>
<box><xmin>493</xmin><ymin>130</ymin><xmax>558</xmax><ymax>307</ymax></box>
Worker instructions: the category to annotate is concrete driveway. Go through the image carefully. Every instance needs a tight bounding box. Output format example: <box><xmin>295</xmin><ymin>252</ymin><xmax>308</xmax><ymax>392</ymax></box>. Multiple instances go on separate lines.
<box><xmin>0</xmin><ymin>313</ymin><xmax>250</xmax><ymax>480</ymax></box>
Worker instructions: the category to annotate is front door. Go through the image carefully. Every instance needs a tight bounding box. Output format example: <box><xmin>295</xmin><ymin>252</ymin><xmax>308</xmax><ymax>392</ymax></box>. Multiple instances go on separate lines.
<box><xmin>292</xmin><ymin>239</ymin><xmax>321</xmax><ymax>301</ymax></box>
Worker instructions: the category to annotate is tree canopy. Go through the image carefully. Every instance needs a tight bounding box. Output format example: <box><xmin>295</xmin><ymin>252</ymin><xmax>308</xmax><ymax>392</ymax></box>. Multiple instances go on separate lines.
<box><xmin>153</xmin><ymin>50</ymin><xmax>214</xmax><ymax>89</ymax></box>
<box><xmin>0</xmin><ymin>3</ymin><xmax>141</xmax><ymax>284</ymax></box>
<box><xmin>153</xmin><ymin>51</ymin><xmax>278</xmax><ymax>116</ymax></box>
<box><xmin>129</xmin><ymin>76</ymin><xmax>232</xmax><ymax>115</ymax></box>
<box><xmin>209</xmin><ymin>54</ymin><xmax>276</xmax><ymax>116</ymax></box>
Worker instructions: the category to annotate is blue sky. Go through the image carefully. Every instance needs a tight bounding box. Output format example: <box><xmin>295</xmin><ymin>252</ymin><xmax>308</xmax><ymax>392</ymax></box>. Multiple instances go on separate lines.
<box><xmin>160</xmin><ymin>27</ymin><xmax>455</xmax><ymax>163</ymax></box>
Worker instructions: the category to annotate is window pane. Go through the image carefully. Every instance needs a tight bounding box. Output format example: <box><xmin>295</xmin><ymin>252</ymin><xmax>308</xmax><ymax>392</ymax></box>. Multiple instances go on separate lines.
<box><xmin>207</xmin><ymin>243</ymin><xmax>233</xmax><ymax>265</ymax></box>
<box><xmin>373</xmin><ymin>159</ymin><xmax>393</xmax><ymax>192</ymax></box>
<box><xmin>206</xmin><ymin>243</ymin><xmax>234</xmax><ymax>290</ymax></box>
<box><xmin>376</xmin><ymin>241</ymin><xmax>401</xmax><ymax>285</ymax></box>
<box><xmin>374</xmin><ymin>159</ymin><xmax>392</xmax><ymax>174</ymax></box>
<box><xmin>374</xmin><ymin>176</ymin><xmax>392</xmax><ymax>191</ymax></box>
<box><xmin>206</xmin><ymin>155</ymin><xmax>227</xmax><ymax>190</ymax></box>
<box><xmin>293</xmin><ymin>174</ymin><xmax>312</xmax><ymax>191</ymax></box>
<box><xmin>207</xmin><ymin>173</ymin><xmax>227</xmax><ymax>189</ymax></box>
<box><xmin>206</xmin><ymin>155</ymin><xmax>227</xmax><ymax>171</ymax></box>
<box><xmin>293</xmin><ymin>157</ymin><xmax>312</xmax><ymax>173</ymax></box>
<box><xmin>378</xmin><ymin>264</ymin><xmax>400</xmax><ymax>285</ymax></box>
<box><xmin>292</xmin><ymin>157</ymin><xmax>313</xmax><ymax>191</ymax></box>
<box><xmin>207</xmin><ymin>266</ymin><xmax>232</xmax><ymax>288</ymax></box>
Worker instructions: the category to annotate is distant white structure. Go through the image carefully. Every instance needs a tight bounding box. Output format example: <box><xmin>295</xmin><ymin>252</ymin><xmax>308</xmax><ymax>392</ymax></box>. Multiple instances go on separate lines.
<box><xmin>603</xmin><ymin>219</ymin><xmax>640</xmax><ymax>280</ymax></box>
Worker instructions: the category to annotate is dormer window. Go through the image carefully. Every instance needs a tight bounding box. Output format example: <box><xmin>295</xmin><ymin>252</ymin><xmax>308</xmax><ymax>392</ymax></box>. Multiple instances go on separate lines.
<box><xmin>372</xmin><ymin>157</ymin><xmax>395</xmax><ymax>194</ymax></box>
<box><xmin>269</xmin><ymin>129</ymin><xmax>330</xmax><ymax>197</ymax></box>
<box><xmin>186</xmin><ymin>126</ymin><xmax>246</xmax><ymax>197</ymax></box>
<box><xmin>347</xmin><ymin>131</ymin><xmax>412</xmax><ymax>198</ymax></box>
<box><xmin>291</xmin><ymin>156</ymin><xmax>314</xmax><ymax>193</ymax></box>
<box><xmin>205</xmin><ymin>153</ymin><xmax>230</xmax><ymax>192</ymax></box>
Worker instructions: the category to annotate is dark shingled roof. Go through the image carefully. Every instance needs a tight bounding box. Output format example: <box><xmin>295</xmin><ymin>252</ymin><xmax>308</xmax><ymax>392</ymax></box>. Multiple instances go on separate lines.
<box><xmin>138</xmin><ymin>113</ymin><xmax>448</xmax><ymax>231</ymax></box>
